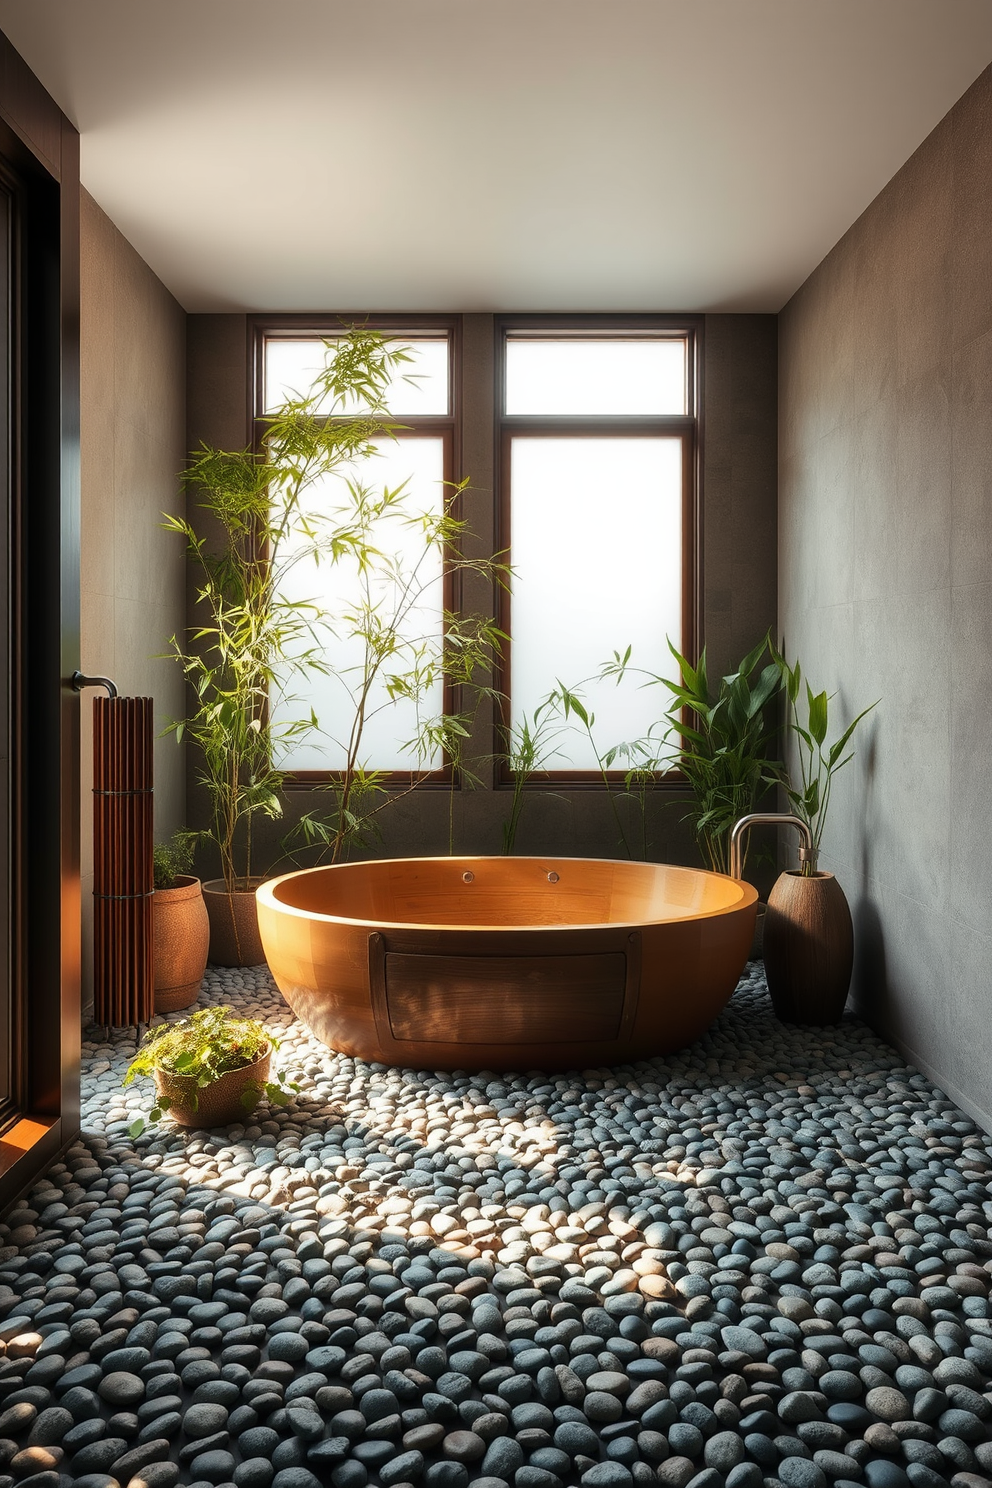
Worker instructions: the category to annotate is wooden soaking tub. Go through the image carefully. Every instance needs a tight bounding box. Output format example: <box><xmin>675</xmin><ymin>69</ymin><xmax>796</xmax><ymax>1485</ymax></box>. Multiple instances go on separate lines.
<box><xmin>256</xmin><ymin>856</ymin><xmax>757</xmax><ymax>1072</ymax></box>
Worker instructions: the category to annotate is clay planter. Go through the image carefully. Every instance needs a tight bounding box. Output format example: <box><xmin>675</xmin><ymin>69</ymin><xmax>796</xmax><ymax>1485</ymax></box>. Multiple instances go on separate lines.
<box><xmin>154</xmin><ymin>1044</ymin><xmax>271</xmax><ymax>1128</ymax></box>
<box><xmin>763</xmin><ymin>869</ymin><xmax>854</xmax><ymax>1024</ymax></box>
<box><xmin>153</xmin><ymin>876</ymin><xmax>210</xmax><ymax>1013</ymax></box>
<box><xmin>202</xmin><ymin>878</ymin><xmax>266</xmax><ymax>967</ymax></box>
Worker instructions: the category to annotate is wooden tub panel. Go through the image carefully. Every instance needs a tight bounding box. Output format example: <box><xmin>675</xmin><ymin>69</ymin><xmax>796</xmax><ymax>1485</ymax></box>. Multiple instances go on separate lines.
<box><xmin>382</xmin><ymin>952</ymin><xmax>626</xmax><ymax>1043</ymax></box>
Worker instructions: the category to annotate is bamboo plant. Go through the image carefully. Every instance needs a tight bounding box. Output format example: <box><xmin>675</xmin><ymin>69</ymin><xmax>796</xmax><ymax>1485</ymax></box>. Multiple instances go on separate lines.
<box><xmin>498</xmin><ymin>698</ymin><xmax>567</xmax><ymax>854</ymax></box>
<box><xmin>167</xmin><ymin>327</ymin><xmax>504</xmax><ymax>891</ymax></box>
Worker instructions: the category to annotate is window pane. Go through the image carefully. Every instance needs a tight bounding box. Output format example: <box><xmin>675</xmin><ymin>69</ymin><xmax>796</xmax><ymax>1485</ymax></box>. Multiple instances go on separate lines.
<box><xmin>505</xmin><ymin>338</ymin><xmax>686</xmax><ymax>416</ymax></box>
<box><xmin>510</xmin><ymin>436</ymin><xmax>683</xmax><ymax>771</ymax></box>
<box><xmin>271</xmin><ymin>437</ymin><xmax>446</xmax><ymax>772</ymax></box>
<box><xmin>265</xmin><ymin>336</ymin><xmax>449</xmax><ymax>416</ymax></box>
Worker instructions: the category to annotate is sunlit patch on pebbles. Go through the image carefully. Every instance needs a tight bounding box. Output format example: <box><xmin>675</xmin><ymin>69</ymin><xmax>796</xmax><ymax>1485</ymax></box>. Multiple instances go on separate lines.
<box><xmin>0</xmin><ymin>958</ymin><xmax>984</xmax><ymax>1487</ymax></box>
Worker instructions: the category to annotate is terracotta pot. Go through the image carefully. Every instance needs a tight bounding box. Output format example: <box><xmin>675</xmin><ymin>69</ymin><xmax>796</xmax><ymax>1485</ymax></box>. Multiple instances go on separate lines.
<box><xmin>763</xmin><ymin>869</ymin><xmax>854</xmax><ymax>1024</ymax></box>
<box><xmin>154</xmin><ymin>1044</ymin><xmax>271</xmax><ymax>1128</ymax></box>
<box><xmin>153</xmin><ymin>876</ymin><xmax>210</xmax><ymax>1013</ymax></box>
<box><xmin>202</xmin><ymin>878</ymin><xmax>266</xmax><ymax>967</ymax></box>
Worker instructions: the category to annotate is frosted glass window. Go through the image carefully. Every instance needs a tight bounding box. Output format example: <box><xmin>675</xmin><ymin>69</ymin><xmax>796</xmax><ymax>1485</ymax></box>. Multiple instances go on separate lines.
<box><xmin>510</xmin><ymin>437</ymin><xmax>683</xmax><ymax>771</ymax></box>
<box><xmin>265</xmin><ymin>336</ymin><xmax>449</xmax><ymax>416</ymax></box>
<box><xmin>505</xmin><ymin>339</ymin><xmax>686</xmax><ymax>416</ymax></box>
<box><xmin>271</xmin><ymin>437</ymin><xmax>446</xmax><ymax>772</ymax></box>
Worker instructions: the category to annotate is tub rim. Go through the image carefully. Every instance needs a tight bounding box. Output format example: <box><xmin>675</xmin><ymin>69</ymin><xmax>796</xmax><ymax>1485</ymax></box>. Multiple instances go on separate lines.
<box><xmin>256</xmin><ymin>854</ymin><xmax>758</xmax><ymax>934</ymax></box>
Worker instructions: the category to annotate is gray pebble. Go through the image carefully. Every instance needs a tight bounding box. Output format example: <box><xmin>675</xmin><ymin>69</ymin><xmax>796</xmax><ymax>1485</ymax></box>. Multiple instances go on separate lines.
<box><xmin>234</xmin><ymin>1460</ymin><xmax>274</xmax><ymax>1488</ymax></box>
<box><xmin>581</xmin><ymin>1465</ymin><xmax>634</xmax><ymax>1486</ymax></box>
<box><xmin>481</xmin><ymin>1436</ymin><xmax>524</xmax><ymax>1478</ymax></box>
<box><xmin>187</xmin><ymin>1448</ymin><xmax>238</xmax><ymax>1483</ymax></box>
<box><xmin>585</xmin><ymin>1392</ymin><xmax>624</xmax><ymax>1424</ymax></box>
<box><xmin>865</xmin><ymin>1388</ymin><xmax>910</xmax><ymax>1423</ymax></box>
<box><xmin>779</xmin><ymin>1461</ymin><xmax>827</xmax><ymax>1488</ymax></box>
<box><xmin>705</xmin><ymin>1431</ymin><xmax>746</xmax><ymax>1472</ymax></box>
<box><xmin>863</xmin><ymin>1464</ymin><xmax>911</xmax><ymax>1488</ymax></box>
<box><xmin>183</xmin><ymin>1404</ymin><xmax>229</xmax><ymax>1439</ymax></box>
<box><xmin>98</xmin><ymin>1375</ymin><xmax>144</xmax><ymax>1409</ymax></box>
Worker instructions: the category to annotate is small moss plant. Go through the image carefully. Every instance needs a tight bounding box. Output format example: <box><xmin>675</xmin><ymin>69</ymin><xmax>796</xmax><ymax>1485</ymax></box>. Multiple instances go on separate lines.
<box><xmin>123</xmin><ymin>1005</ymin><xmax>297</xmax><ymax>1135</ymax></box>
<box><xmin>152</xmin><ymin>829</ymin><xmax>200</xmax><ymax>890</ymax></box>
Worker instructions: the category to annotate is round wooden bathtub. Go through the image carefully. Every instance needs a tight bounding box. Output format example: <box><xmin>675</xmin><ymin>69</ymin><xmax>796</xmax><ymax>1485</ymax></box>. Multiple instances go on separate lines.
<box><xmin>256</xmin><ymin>856</ymin><xmax>757</xmax><ymax>1071</ymax></box>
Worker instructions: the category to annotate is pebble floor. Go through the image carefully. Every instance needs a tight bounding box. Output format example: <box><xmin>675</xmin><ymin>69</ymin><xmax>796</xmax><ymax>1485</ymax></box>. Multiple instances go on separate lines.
<box><xmin>1</xmin><ymin>962</ymin><xmax>991</xmax><ymax>1488</ymax></box>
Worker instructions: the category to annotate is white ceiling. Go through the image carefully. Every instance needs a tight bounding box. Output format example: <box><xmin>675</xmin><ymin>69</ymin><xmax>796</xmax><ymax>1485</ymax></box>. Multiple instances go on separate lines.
<box><xmin>2</xmin><ymin>0</ymin><xmax>991</xmax><ymax>314</ymax></box>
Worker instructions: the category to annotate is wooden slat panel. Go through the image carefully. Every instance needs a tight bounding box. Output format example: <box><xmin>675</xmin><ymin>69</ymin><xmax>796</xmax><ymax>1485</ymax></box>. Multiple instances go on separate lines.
<box><xmin>92</xmin><ymin>697</ymin><xmax>153</xmax><ymax>1027</ymax></box>
<box><xmin>384</xmin><ymin>951</ymin><xmax>626</xmax><ymax>1044</ymax></box>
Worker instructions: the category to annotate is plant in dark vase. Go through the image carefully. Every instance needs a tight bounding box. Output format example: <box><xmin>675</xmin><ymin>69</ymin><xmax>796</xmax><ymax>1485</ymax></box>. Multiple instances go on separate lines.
<box><xmin>124</xmin><ymin>1005</ymin><xmax>297</xmax><ymax>1133</ymax></box>
<box><xmin>152</xmin><ymin>830</ymin><xmax>210</xmax><ymax>1013</ymax></box>
<box><xmin>764</xmin><ymin>647</ymin><xmax>878</xmax><ymax>1024</ymax></box>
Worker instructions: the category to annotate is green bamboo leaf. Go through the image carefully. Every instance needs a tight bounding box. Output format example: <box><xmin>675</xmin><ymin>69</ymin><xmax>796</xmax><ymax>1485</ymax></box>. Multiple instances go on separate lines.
<box><xmin>558</xmin><ymin>687</ymin><xmax>589</xmax><ymax>727</ymax></box>
<box><xmin>807</xmin><ymin>685</ymin><xmax>828</xmax><ymax>745</ymax></box>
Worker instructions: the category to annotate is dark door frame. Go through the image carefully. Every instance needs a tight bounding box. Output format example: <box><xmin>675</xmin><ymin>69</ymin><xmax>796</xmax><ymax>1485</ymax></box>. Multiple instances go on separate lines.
<box><xmin>0</xmin><ymin>30</ymin><xmax>81</xmax><ymax>1208</ymax></box>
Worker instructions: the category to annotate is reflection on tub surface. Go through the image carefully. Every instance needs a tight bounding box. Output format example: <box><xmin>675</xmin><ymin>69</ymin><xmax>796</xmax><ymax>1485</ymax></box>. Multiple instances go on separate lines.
<box><xmin>257</xmin><ymin>856</ymin><xmax>757</xmax><ymax>1071</ymax></box>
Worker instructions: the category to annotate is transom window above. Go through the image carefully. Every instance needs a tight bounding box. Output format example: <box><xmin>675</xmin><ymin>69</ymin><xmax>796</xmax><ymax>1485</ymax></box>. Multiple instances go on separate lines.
<box><xmin>504</xmin><ymin>335</ymin><xmax>688</xmax><ymax>416</ymax></box>
<box><xmin>264</xmin><ymin>332</ymin><xmax>450</xmax><ymax>417</ymax></box>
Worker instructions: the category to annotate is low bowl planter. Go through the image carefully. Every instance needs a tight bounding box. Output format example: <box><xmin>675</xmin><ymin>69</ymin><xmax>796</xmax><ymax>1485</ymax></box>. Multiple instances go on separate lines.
<box><xmin>153</xmin><ymin>1043</ymin><xmax>271</xmax><ymax>1128</ymax></box>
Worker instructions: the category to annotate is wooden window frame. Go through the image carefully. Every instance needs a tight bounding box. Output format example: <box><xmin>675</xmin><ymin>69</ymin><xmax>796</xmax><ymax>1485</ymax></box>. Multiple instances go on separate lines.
<box><xmin>248</xmin><ymin>315</ymin><xmax>462</xmax><ymax>790</ymax></box>
<box><xmin>495</xmin><ymin>314</ymin><xmax>703</xmax><ymax>789</ymax></box>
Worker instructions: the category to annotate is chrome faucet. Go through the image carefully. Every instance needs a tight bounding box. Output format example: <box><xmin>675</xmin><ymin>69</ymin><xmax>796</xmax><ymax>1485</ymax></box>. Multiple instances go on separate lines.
<box><xmin>729</xmin><ymin>812</ymin><xmax>814</xmax><ymax>880</ymax></box>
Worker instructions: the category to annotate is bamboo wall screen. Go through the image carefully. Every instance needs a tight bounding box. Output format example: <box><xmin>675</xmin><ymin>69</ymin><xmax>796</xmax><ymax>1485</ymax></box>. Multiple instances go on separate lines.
<box><xmin>92</xmin><ymin>696</ymin><xmax>154</xmax><ymax>1026</ymax></box>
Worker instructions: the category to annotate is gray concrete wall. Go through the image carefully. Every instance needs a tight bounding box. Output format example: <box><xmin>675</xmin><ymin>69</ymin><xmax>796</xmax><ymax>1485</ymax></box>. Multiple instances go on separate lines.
<box><xmin>80</xmin><ymin>189</ymin><xmax>187</xmax><ymax>1013</ymax></box>
<box><xmin>184</xmin><ymin>313</ymin><xmax>777</xmax><ymax>875</ymax></box>
<box><xmin>779</xmin><ymin>66</ymin><xmax>992</xmax><ymax>1128</ymax></box>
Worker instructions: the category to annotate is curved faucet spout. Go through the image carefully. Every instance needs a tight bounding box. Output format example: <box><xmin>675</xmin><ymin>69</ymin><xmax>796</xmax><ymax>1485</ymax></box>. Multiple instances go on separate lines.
<box><xmin>729</xmin><ymin>812</ymin><xmax>814</xmax><ymax>881</ymax></box>
<box><xmin>70</xmin><ymin>670</ymin><xmax>118</xmax><ymax>699</ymax></box>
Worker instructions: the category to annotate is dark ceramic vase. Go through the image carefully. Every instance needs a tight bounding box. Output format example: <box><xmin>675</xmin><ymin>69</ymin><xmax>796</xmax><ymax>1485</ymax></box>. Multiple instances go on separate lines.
<box><xmin>763</xmin><ymin>869</ymin><xmax>854</xmax><ymax>1024</ymax></box>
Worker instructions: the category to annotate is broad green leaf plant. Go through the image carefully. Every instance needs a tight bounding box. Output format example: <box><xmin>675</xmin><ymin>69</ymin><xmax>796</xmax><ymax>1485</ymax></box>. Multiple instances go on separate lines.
<box><xmin>602</xmin><ymin>635</ymin><xmax>782</xmax><ymax>874</ymax></box>
<box><xmin>772</xmin><ymin>645</ymin><xmax>878</xmax><ymax>875</ymax></box>
<box><xmin>167</xmin><ymin>327</ymin><xmax>505</xmax><ymax>888</ymax></box>
<box><xmin>123</xmin><ymin>1006</ymin><xmax>298</xmax><ymax>1135</ymax></box>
